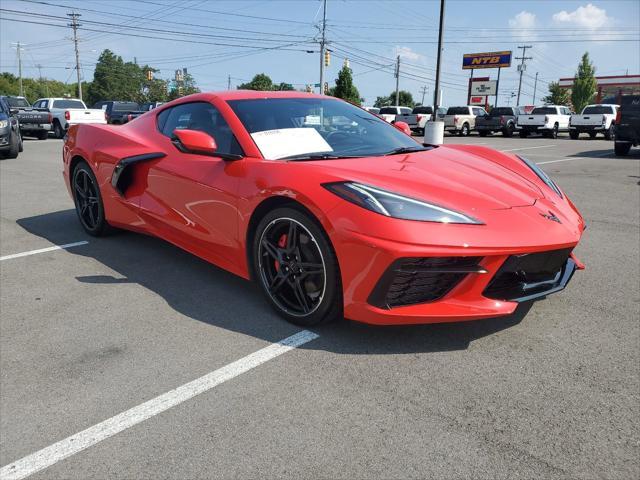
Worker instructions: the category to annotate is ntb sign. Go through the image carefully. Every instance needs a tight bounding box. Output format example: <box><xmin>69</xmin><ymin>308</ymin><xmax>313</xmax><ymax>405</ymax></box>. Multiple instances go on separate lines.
<box><xmin>462</xmin><ymin>51</ymin><xmax>512</xmax><ymax>70</ymax></box>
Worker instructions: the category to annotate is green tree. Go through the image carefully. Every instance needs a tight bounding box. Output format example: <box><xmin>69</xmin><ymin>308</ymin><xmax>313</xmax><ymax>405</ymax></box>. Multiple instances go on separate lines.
<box><xmin>0</xmin><ymin>72</ymin><xmax>77</xmax><ymax>101</ymax></box>
<box><xmin>543</xmin><ymin>81</ymin><xmax>571</xmax><ymax>106</ymax></box>
<box><xmin>373</xmin><ymin>90</ymin><xmax>415</xmax><ymax>108</ymax></box>
<box><xmin>571</xmin><ymin>52</ymin><xmax>597</xmax><ymax>113</ymax></box>
<box><xmin>331</xmin><ymin>65</ymin><xmax>361</xmax><ymax>104</ymax></box>
<box><xmin>238</xmin><ymin>73</ymin><xmax>274</xmax><ymax>91</ymax></box>
<box><xmin>275</xmin><ymin>82</ymin><xmax>295</xmax><ymax>91</ymax></box>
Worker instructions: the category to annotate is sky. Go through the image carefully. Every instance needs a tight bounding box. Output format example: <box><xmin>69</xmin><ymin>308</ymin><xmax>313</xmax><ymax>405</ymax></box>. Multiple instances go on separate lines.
<box><xmin>1</xmin><ymin>0</ymin><xmax>639</xmax><ymax>106</ymax></box>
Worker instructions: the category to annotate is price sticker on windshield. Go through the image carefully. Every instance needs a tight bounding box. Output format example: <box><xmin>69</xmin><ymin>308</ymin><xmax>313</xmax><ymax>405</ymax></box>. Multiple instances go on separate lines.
<box><xmin>251</xmin><ymin>128</ymin><xmax>333</xmax><ymax>160</ymax></box>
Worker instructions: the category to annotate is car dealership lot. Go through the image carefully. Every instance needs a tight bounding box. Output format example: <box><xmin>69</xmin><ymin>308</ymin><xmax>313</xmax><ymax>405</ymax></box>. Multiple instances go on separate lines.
<box><xmin>1</xmin><ymin>136</ymin><xmax>638</xmax><ymax>479</ymax></box>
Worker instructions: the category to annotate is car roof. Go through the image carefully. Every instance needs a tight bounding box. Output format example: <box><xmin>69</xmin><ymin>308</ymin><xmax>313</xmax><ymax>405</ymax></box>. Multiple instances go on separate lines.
<box><xmin>205</xmin><ymin>90</ymin><xmax>325</xmax><ymax>101</ymax></box>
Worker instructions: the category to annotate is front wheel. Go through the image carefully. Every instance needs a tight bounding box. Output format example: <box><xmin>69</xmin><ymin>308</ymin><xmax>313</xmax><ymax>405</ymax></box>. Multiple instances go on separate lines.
<box><xmin>253</xmin><ymin>207</ymin><xmax>342</xmax><ymax>326</ymax></box>
<box><xmin>2</xmin><ymin>132</ymin><xmax>20</xmax><ymax>159</ymax></box>
<box><xmin>604</xmin><ymin>125</ymin><xmax>615</xmax><ymax>141</ymax></box>
<box><xmin>547</xmin><ymin>124</ymin><xmax>559</xmax><ymax>139</ymax></box>
<box><xmin>71</xmin><ymin>162</ymin><xmax>112</xmax><ymax>236</ymax></box>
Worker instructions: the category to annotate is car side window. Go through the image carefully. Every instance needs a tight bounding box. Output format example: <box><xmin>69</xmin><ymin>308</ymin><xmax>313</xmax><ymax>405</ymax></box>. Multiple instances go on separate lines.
<box><xmin>158</xmin><ymin>102</ymin><xmax>243</xmax><ymax>156</ymax></box>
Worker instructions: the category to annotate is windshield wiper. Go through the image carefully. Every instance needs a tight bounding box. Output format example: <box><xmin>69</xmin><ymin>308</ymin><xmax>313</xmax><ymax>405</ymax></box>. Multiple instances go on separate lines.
<box><xmin>282</xmin><ymin>153</ymin><xmax>361</xmax><ymax>161</ymax></box>
<box><xmin>382</xmin><ymin>146</ymin><xmax>429</xmax><ymax>156</ymax></box>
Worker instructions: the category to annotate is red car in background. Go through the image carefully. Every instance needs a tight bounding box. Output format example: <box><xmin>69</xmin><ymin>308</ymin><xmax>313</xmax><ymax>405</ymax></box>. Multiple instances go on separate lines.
<box><xmin>63</xmin><ymin>91</ymin><xmax>585</xmax><ymax>326</ymax></box>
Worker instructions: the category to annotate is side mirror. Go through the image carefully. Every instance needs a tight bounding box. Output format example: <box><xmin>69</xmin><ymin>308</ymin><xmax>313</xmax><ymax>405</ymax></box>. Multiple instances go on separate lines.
<box><xmin>172</xmin><ymin>129</ymin><xmax>217</xmax><ymax>156</ymax></box>
<box><xmin>393</xmin><ymin>121</ymin><xmax>411</xmax><ymax>135</ymax></box>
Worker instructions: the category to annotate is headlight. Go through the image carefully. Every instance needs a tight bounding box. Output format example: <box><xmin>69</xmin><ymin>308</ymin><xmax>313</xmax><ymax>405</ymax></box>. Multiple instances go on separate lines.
<box><xmin>0</xmin><ymin>120</ymin><xmax>9</xmax><ymax>129</ymax></box>
<box><xmin>518</xmin><ymin>155</ymin><xmax>563</xmax><ymax>198</ymax></box>
<box><xmin>323</xmin><ymin>182</ymin><xmax>483</xmax><ymax>224</ymax></box>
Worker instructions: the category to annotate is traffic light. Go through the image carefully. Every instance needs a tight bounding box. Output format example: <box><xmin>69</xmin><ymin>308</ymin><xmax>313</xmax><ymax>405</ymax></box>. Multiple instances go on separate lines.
<box><xmin>324</xmin><ymin>82</ymin><xmax>329</xmax><ymax>94</ymax></box>
<box><xmin>146</xmin><ymin>70</ymin><xmax>153</xmax><ymax>81</ymax></box>
<box><xmin>324</xmin><ymin>50</ymin><xmax>330</xmax><ymax>67</ymax></box>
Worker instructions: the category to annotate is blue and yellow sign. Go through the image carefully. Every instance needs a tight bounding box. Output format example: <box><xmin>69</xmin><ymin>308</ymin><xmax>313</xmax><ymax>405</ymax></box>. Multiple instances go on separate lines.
<box><xmin>462</xmin><ymin>51</ymin><xmax>512</xmax><ymax>70</ymax></box>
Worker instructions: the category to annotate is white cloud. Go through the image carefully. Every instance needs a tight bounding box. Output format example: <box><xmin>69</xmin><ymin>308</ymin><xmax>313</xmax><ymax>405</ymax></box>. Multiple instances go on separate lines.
<box><xmin>509</xmin><ymin>11</ymin><xmax>536</xmax><ymax>30</ymax></box>
<box><xmin>552</xmin><ymin>4</ymin><xmax>611</xmax><ymax>29</ymax></box>
<box><xmin>394</xmin><ymin>46</ymin><xmax>423</xmax><ymax>62</ymax></box>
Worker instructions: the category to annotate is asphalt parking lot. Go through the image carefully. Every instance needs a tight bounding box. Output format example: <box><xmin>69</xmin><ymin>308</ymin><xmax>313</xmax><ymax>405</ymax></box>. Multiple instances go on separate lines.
<box><xmin>1</xmin><ymin>133</ymin><xmax>638</xmax><ymax>479</ymax></box>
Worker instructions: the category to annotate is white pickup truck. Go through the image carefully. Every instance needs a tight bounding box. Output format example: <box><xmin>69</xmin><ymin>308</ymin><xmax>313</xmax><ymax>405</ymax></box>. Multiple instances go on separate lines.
<box><xmin>377</xmin><ymin>106</ymin><xmax>412</xmax><ymax>123</ymax></box>
<box><xmin>569</xmin><ymin>104</ymin><xmax>619</xmax><ymax>140</ymax></box>
<box><xmin>33</xmin><ymin>98</ymin><xmax>106</xmax><ymax>138</ymax></box>
<box><xmin>444</xmin><ymin>106</ymin><xmax>487</xmax><ymax>136</ymax></box>
<box><xmin>516</xmin><ymin>105</ymin><xmax>572</xmax><ymax>138</ymax></box>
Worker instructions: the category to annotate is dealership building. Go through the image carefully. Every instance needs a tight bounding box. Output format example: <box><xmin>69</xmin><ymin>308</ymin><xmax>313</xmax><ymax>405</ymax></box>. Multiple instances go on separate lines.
<box><xmin>558</xmin><ymin>74</ymin><xmax>640</xmax><ymax>103</ymax></box>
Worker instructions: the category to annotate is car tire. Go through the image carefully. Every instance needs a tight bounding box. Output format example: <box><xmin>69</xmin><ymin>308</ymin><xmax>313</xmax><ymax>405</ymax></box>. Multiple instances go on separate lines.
<box><xmin>569</xmin><ymin>130</ymin><xmax>579</xmax><ymax>140</ymax></box>
<box><xmin>459</xmin><ymin>123</ymin><xmax>470</xmax><ymax>136</ymax></box>
<box><xmin>604</xmin><ymin>124</ymin><xmax>615</xmax><ymax>141</ymax></box>
<box><xmin>53</xmin><ymin>121</ymin><xmax>65</xmax><ymax>139</ymax></box>
<box><xmin>4</xmin><ymin>132</ymin><xmax>20</xmax><ymax>159</ymax></box>
<box><xmin>71</xmin><ymin>161</ymin><xmax>112</xmax><ymax>236</ymax></box>
<box><xmin>478</xmin><ymin>130</ymin><xmax>488</xmax><ymax>137</ymax></box>
<box><xmin>18</xmin><ymin>132</ymin><xmax>23</xmax><ymax>152</ymax></box>
<box><xmin>37</xmin><ymin>131</ymin><xmax>49</xmax><ymax>140</ymax></box>
<box><xmin>589</xmin><ymin>131</ymin><xmax>597</xmax><ymax>139</ymax></box>
<box><xmin>253</xmin><ymin>207</ymin><xmax>342</xmax><ymax>326</ymax></box>
<box><xmin>519</xmin><ymin>131</ymin><xmax>528</xmax><ymax>138</ymax></box>
<box><xmin>547</xmin><ymin>124</ymin><xmax>559</xmax><ymax>139</ymax></box>
<box><xmin>614</xmin><ymin>141</ymin><xmax>631</xmax><ymax>156</ymax></box>
<box><xmin>503</xmin><ymin>123</ymin><xmax>515</xmax><ymax>137</ymax></box>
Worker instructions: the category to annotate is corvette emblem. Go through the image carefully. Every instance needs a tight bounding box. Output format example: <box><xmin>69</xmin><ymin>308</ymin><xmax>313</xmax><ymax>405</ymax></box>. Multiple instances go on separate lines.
<box><xmin>540</xmin><ymin>211</ymin><xmax>561</xmax><ymax>224</ymax></box>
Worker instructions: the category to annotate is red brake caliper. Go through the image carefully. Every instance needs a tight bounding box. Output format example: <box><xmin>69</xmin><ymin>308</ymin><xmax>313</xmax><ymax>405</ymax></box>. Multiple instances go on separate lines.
<box><xmin>274</xmin><ymin>234</ymin><xmax>287</xmax><ymax>271</ymax></box>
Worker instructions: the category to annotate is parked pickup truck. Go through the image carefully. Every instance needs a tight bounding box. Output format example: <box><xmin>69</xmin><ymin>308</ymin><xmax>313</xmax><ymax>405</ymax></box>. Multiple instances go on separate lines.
<box><xmin>444</xmin><ymin>106</ymin><xmax>487</xmax><ymax>136</ymax></box>
<box><xmin>395</xmin><ymin>106</ymin><xmax>436</xmax><ymax>135</ymax></box>
<box><xmin>92</xmin><ymin>101</ymin><xmax>144</xmax><ymax>125</ymax></box>
<box><xmin>378</xmin><ymin>106</ymin><xmax>412</xmax><ymax>123</ymax></box>
<box><xmin>569</xmin><ymin>104</ymin><xmax>618</xmax><ymax>140</ymax></box>
<box><xmin>33</xmin><ymin>98</ymin><xmax>106</xmax><ymax>138</ymax></box>
<box><xmin>1</xmin><ymin>96</ymin><xmax>52</xmax><ymax>140</ymax></box>
<box><xmin>517</xmin><ymin>105</ymin><xmax>571</xmax><ymax>138</ymax></box>
<box><xmin>614</xmin><ymin>95</ymin><xmax>640</xmax><ymax>156</ymax></box>
<box><xmin>475</xmin><ymin>106</ymin><xmax>518</xmax><ymax>137</ymax></box>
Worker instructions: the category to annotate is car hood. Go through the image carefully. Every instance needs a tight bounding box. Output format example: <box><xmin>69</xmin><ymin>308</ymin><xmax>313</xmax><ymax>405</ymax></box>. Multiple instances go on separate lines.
<box><xmin>304</xmin><ymin>145</ymin><xmax>545</xmax><ymax>214</ymax></box>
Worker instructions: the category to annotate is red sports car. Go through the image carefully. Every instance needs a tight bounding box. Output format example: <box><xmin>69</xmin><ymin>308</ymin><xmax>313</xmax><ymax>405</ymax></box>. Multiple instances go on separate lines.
<box><xmin>63</xmin><ymin>91</ymin><xmax>585</xmax><ymax>326</ymax></box>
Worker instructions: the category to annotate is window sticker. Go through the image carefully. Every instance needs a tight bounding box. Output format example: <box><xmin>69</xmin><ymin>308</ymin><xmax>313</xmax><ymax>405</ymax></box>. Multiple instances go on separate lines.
<box><xmin>250</xmin><ymin>128</ymin><xmax>333</xmax><ymax>160</ymax></box>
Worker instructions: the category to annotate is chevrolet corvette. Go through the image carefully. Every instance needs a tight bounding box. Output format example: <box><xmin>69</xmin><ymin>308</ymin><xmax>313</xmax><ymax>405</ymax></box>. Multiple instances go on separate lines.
<box><xmin>63</xmin><ymin>91</ymin><xmax>585</xmax><ymax>326</ymax></box>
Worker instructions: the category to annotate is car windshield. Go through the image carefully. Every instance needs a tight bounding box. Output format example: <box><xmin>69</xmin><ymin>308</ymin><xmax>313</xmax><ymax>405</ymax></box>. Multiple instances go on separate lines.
<box><xmin>113</xmin><ymin>102</ymin><xmax>140</xmax><ymax>111</ymax></box>
<box><xmin>378</xmin><ymin>107</ymin><xmax>398</xmax><ymax>115</ymax></box>
<box><xmin>228</xmin><ymin>97</ymin><xmax>424</xmax><ymax>160</ymax></box>
<box><xmin>583</xmin><ymin>106</ymin><xmax>614</xmax><ymax>114</ymax></box>
<box><xmin>412</xmin><ymin>106</ymin><xmax>433</xmax><ymax>114</ymax></box>
<box><xmin>446</xmin><ymin>107</ymin><xmax>469</xmax><ymax>115</ymax></box>
<box><xmin>531</xmin><ymin>107</ymin><xmax>557</xmax><ymax>115</ymax></box>
<box><xmin>5</xmin><ymin>97</ymin><xmax>30</xmax><ymax>108</ymax></box>
<box><xmin>489</xmin><ymin>107</ymin><xmax>513</xmax><ymax>116</ymax></box>
<box><xmin>52</xmin><ymin>99</ymin><xmax>85</xmax><ymax>109</ymax></box>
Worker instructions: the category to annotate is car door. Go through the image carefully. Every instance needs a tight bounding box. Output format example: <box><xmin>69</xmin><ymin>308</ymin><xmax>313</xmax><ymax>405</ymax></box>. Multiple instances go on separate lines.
<box><xmin>137</xmin><ymin>101</ymin><xmax>245</xmax><ymax>269</ymax></box>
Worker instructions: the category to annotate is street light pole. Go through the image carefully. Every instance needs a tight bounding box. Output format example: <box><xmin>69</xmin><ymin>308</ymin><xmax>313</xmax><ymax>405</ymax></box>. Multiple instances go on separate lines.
<box><xmin>433</xmin><ymin>0</ymin><xmax>445</xmax><ymax>120</ymax></box>
<box><xmin>318</xmin><ymin>0</ymin><xmax>327</xmax><ymax>95</ymax></box>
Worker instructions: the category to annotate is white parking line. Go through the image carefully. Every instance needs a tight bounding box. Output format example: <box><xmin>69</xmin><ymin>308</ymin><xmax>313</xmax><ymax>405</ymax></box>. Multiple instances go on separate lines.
<box><xmin>501</xmin><ymin>144</ymin><xmax>556</xmax><ymax>152</ymax></box>
<box><xmin>536</xmin><ymin>158</ymin><xmax>580</xmax><ymax>165</ymax></box>
<box><xmin>0</xmin><ymin>330</ymin><xmax>319</xmax><ymax>480</ymax></box>
<box><xmin>0</xmin><ymin>241</ymin><xmax>89</xmax><ymax>261</ymax></box>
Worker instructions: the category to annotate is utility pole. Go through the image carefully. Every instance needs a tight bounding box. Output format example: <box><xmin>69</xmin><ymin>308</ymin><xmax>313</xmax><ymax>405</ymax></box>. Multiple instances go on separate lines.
<box><xmin>10</xmin><ymin>42</ymin><xmax>24</xmax><ymax>96</ymax></box>
<box><xmin>532</xmin><ymin>71</ymin><xmax>539</xmax><ymax>104</ymax></box>
<box><xmin>419</xmin><ymin>85</ymin><xmax>428</xmax><ymax>105</ymax></box>
<box><xmin>394</xmin><ymin>55</ymin><xmax>400</xmax><ymax>105</ymax></box>
<box><xmin>227</xmin><ymin>75</ymin><xmax>231</xmax><ymax>90</ymax></box>
<box><xmin>433</xmin><ymin>0</ymin><xmax>445</xmax><ymax>120</ymax></box>
<box><xmin>67</xmin><ymin>12</ymin><xmax>82</xmax><ymax>100</ymax></box>
<box><xmin>318</xmin><ymin>0</ymin><xmax>327</xmax><ymax>95</ymax></box>
<box><xmin>515</xmin><ymin>45</ymin><xmax>532</xmax><ymax>106</ymax></box>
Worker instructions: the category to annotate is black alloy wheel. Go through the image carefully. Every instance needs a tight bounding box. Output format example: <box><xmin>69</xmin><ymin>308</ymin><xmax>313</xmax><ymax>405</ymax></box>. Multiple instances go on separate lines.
<box><xmin>604</xmin><ymin>124</ymin><xmax>615</xmax><ymax>141</ymax></box>
<box><xmin>254</xmin><ymin>208</ymin><xmax>341</xmax><ymax>326</ymax></box>
<box><xmin>72</xmin><ymin>163</ymin><xmax>110</xmax><ymax>236</ymax></box>
<box><xmin>503</xmin><ymin>123</ymin><xmax>515</xmax><ymax>137</ymax></box>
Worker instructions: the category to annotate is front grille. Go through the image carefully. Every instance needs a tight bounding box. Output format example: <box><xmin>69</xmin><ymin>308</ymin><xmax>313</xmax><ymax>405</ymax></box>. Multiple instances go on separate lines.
<box><xmin>368</xmin><ymin>257</ymin><xmax>483</xmax><ymax>309</ymax></box>
<box><xmin>483</xmin><ymin>248</ymin><xmax>572</xmax><ymax>301</ymax></box>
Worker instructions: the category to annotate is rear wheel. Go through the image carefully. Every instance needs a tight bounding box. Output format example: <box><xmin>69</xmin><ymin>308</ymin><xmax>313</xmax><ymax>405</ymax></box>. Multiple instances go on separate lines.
<box><xmin>604</xmin><ymin>124</ymin><xmax>615</xmax><ymax>141</ymax></box>
<box><xmin>72</xmin><ymin>162</ymin><xmax>111</xmax><ymax>236</ymax></box>
<box><xmin>253</xmin><ymin>207</ymin><xmax>342</xmax><ymax>326</ymax></box>
<box><xmin>614</xmin><ymin>141</ymin><xmax>631</xmax><ymax>156</ymax></box>
<box><xmin>519</xmin><ymin>130</ymin><xmax>529</xmax><ymax>138</ymax></box>
<box><xmin>37</xmin><ymin>130</ymin><xmax>49</xmax><ymax>140</ymax></box>
<box><xmin>569</xmin><ymin>130</ymin><xmax>579</xmax><ymax>140</ymax></box>
<box><xmin>503</xmin><ymin>123</ymin><xmax>515</xmax><ymax>137</ymax></box>
<box><xmin>478</xmin><ymin>130</ymin><xmax>488</xmax><ymax>137</ymax></box>
<box><xmin>459</xmin><ymin>123</ymin><xmax>470</xmax><ymax>136</ymax></box>
<box><xmin>589</xmin><ymin>131</ymin><xmax>597</xmax><ymax>139</ymax></box>
<box><xmin>53</xmin><ymin>121</ymin><xmax>65</xmax><ymax>139</ymax></box>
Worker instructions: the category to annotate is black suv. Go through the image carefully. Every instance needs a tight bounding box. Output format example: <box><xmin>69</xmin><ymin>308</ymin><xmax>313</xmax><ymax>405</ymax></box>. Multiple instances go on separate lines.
<box><xmin>0</xmin><ymin>97</ymin><xmax>23</xmax><ymax>159</ymax></box>
<box><xmin>92</xmin><ymin>101</ymin><xmax>142</xmax><ymax>125</ymax></box>
<box><xmin>614</xmin><ymin>95</ymin><xmax>640</xmax><ymax>156</ymax></box>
